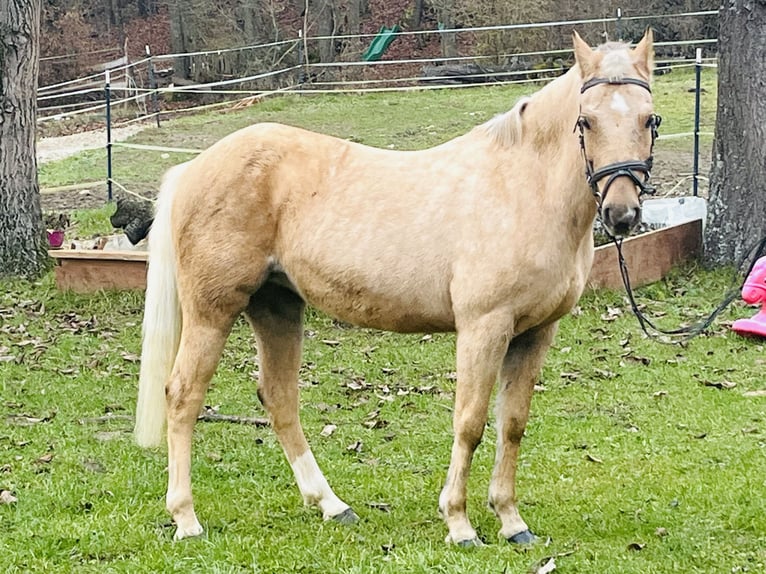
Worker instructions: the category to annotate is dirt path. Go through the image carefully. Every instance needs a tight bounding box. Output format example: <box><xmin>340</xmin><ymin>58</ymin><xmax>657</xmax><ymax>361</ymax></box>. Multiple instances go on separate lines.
<box><xmin>37</xmin><ymin>125</ymin><xmax>146</xmax><ymax>164</ymax></box>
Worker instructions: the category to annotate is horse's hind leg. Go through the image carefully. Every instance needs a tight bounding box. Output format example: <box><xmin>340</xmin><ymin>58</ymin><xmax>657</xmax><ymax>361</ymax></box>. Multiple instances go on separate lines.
<box><xmin>489</xmin><ymin>322</ymin><xmax>557</xmax><ymax>544</ymax></box>
<box><xmin>166</xmin><ymin>307</ymin><xmax>240</xmax><ymax>540</ymax></box>
<box><xmin>245</xmin><ymin>283</ymin><xmax>357</xmax><ymax>523</ymax></box>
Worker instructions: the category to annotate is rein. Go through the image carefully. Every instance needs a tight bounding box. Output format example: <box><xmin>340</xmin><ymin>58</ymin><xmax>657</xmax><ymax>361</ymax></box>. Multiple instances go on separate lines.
<box><xmin>578</xmin><ymin>76</ymin><xmax>751</xmax><ymax>343</ymax></box>
<box><xmin>576</xmin><ymin>77</ymin><xmax>662</xmax><ymax>208</ymax></box>
<box><xmin>612</xmin><ymin>234</ymin><xmax>766</xmax><ymax>342</ymax></box>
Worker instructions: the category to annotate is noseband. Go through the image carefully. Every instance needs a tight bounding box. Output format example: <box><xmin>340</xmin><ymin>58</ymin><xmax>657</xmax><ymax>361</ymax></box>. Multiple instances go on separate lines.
<box><xmin>576</xmin><ymin>77</ymin><xmax>662</xmax><ymax>208</ymax></box>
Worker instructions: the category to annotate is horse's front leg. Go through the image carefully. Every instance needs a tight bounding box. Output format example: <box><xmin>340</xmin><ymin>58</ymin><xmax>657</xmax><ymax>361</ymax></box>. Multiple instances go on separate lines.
<box><xmin>489</xmin><ymin>322</ymin><xmax>557</xmax><ymax>544</ymax></box>
<box><xmin>439</xmin><ymin>312</ymin><xmax>512</xmax><ymax>546</ymax></box>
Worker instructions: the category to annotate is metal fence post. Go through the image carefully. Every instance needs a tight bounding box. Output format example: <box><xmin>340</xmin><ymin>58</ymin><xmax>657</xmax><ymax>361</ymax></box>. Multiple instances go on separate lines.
<box><xmin>105</xmin><ymin>69</ymin><xmax>113</xmax><ymax>202</ymax></box>
<box><xmin>693</xmin><ymin>47</ymin><xmax>702</xmax><ymax>197</ymax></box>
<box><xmin>616</xmin><ymin>8</ymin><xmax>623</xmax><ymax>41</ymax></box>
<box><xmin>146</xmin><ymin>44</ymin><xmax>161</xmax><ymax>128</ymax></box>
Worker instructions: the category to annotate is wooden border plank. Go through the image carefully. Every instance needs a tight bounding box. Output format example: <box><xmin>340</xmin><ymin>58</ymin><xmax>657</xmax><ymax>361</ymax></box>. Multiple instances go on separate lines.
<box><xmin>587</xmin><ymin>219</ymin><xmax>703</xmax><ymax>290</ymax></box>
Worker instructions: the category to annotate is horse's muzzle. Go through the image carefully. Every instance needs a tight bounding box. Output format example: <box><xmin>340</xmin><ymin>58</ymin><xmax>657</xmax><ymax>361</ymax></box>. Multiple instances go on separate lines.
<box><xmin>602</xmin><ymin>204</ymin><xmax>641</xmax><ymax>237</ymax></box>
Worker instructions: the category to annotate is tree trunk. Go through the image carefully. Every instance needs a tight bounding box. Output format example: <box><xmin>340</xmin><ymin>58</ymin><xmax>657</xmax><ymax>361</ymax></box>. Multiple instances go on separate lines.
<box><xmin>0</xmin><ymin>0</ymin><xmax>47</xmax><ymax>279</ymax></box>
<box><xmin>704</xmin><ymin>0</ymin><xmax>766</xmax><ymax>266</ymax></box>
<box><xmin>241</xmin><ymin>0</ymin><xmax>265</xmax><ymax>45</ymax></box>
<box><xmin>438</xmin><ymin>1</ymin><xmax>457</xmax><ymax>58</ymax></box>
<box><xmin>168</xmin><ymin>0</ymin><xmax>192</xmax><ymax>79</ymax></box>
<box><xmin>412</xmin><ymin>0</ymin><xmax>425</xmax><ymax>29</ymax></box>
<box><xmin>313</xmin><ymin>0</ymin><xmax>335</xmax><ymax>63</ymax></box>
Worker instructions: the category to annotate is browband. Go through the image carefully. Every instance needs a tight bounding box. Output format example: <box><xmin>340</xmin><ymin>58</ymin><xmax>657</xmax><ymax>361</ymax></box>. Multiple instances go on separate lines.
<box><xmin>580</xmin><ymin>77</ymin><xmax>652</xmax><ymax>94</ymax></box>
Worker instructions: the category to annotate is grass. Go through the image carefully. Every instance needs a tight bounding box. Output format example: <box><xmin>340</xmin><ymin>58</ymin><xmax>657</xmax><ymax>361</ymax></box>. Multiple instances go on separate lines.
<box><xmin>8</xmin><ymin>67</ymin><xmax>764</xmax><ymax>572</ymax></box>
<box><xmin>2</xmin><ymin>266</ymin><xmax>765</xmax><ymax>573</ymax></box>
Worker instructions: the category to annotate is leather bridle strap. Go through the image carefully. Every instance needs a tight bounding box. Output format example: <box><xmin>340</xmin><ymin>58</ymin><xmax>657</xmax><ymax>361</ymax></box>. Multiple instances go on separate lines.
<box><xmin>580</xmin><ymin>76</ymin><xmax>652</xmax><ymax>94</ymax></box>
<box><xmin>577</xmin><ymin>76</ymin><xmax>660</xmax><ymax>206</ymax></box>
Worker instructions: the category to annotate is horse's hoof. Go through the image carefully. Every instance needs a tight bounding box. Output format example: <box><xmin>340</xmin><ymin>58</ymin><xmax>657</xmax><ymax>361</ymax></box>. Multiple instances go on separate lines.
<box><xmin>173</xmin><ymin>522</ymin><xmax>204</xmax><ymax>541</ymax></box>
<box><xmin>507</xmin><ymin>529</ymin><xmax>537</xmax><ymax>545</ymax></box>
<box><xmin>456</xmin><ymin>537</ymin><xmax>484</xmax><ymax>548</ymax></box>
<box><xmin>332</xmin><ymin>507</ymin><xmax>360</xmax><ymax>525</ymax></box>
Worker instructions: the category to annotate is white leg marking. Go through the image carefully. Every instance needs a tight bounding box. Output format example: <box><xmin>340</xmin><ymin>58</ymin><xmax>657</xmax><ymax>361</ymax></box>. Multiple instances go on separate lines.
<box><xmin>291</xmin><ymin>451</ymin><xmax>349</xmax><ymax>519</ymax></box>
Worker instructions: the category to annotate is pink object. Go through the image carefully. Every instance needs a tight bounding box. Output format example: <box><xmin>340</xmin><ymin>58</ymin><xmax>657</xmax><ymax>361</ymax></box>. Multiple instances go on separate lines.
<box><xmin>47</xmin><ymin>229</ymin><xmax>65</xmax><ymax>249</ymax></box>
<box><xmin>732</xmin><ymin>256</ymin><xmax>766</xmax><ymax>338</ymax></box>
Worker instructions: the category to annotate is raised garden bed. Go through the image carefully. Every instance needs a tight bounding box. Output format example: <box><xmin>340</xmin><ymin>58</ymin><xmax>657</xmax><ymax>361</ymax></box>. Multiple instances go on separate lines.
<box><xmin>48</xmin><ymin>219</ymin><xmax>703</xmax><ymax>293</ymax></box>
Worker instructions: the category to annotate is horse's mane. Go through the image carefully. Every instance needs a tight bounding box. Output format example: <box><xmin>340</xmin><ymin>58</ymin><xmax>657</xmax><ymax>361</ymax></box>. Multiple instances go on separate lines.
<box><xmin>476</xmin><ymin>39</ymin><xmax>646</xmax><ymax>150</ymax></box>
<box><xmin>477</xmin><ymin>96</ymin><xmax>531</xmax><ymax>148</ymax></box>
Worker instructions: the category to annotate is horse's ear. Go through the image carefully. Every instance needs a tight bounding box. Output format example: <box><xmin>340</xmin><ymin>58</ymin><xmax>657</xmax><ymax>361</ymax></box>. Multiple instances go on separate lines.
<box><xmin>572</xmin><ymin>31</ymin><xmax>596</xmax><ymax>78</ymax></box>
<box><xmin>632</xmin><ymin>28</ymin><xmax>654</xmax><ymax>80</ymax></box>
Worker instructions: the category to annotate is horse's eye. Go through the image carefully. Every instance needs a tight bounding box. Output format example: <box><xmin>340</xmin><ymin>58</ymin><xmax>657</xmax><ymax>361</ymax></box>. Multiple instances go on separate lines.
<box><xmin>578</xmin><ymin>117</ymin><xmax>591</xmax><ymax>130</ymax></box>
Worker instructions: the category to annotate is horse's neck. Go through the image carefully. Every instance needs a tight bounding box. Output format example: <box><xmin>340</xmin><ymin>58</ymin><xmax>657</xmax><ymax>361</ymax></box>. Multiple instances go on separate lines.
<box><xmin>524</xmin><ymin>70</ymin><xmax>597</xmax><ymax>240</ymax></box>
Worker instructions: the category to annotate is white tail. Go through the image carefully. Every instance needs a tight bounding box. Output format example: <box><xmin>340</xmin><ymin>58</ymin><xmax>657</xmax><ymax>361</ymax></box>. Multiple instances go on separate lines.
<box><xmin>134</xmin><ymin>163</ymin><xmax>187</xmax><ymax>448</ymax></box>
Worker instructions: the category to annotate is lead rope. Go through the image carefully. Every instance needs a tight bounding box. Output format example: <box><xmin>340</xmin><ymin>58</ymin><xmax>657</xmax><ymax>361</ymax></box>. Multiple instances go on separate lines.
<box><xmin>612</xmin><ymin>233</ymin><xmax>766</xmax><ymax>343</ymax></box>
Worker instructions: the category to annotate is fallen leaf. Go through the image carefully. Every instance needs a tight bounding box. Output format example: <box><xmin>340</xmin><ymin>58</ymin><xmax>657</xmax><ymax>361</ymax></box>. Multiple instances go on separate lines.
<box><xmin>531</xmin><ymin>557</ymin><xmax>557</xmax><ymax>574</ymax></box>
<box><xmin>35</xmin><ymin>453</ymin><xmax>54</xmax><ymax>464</ymax></box>
<box><xmin>655</xmin><ymin>527</ymin><xmax>668</xmax><ymax>537</ymax></box>
<box><xmin>120</xmin><ymin>352</ymin><xmax>140</xmax><ymax>362</ymax></box>
<box><xmin>744</xmin><ymin>390</ymin><xmax>766</xmax><ymax>397</ymax></box>
<box><xmin>693</xmin><ymin>432</ymin><xmax>707</xmax><ymax>439</ymax></box>
<box><xmin>363</xmin><ymin>419</ymin><xmax>388</xmax><ymax>430</ymax></box>
<box><xmin>627</xmin><ymin>542</ymin><xmax>645</xmax><ymax>551</ymax></box>
<box><xmin>320</xmin><ymin>424</ymin><xmax>337</xmax><ymax>437</ymax></box>
<box><xmin>321</xmin><ymin>339</ymin><xmax>341</xmax><ymax>347</ymax></box>
<box><xmin>534</xmin><ymin>384</ymin><xmax>547</xmax><ymax>392</ymax></box>
<box><xmin>653</xmin><ymin>390</ymin><xmax>668</xmax><ymax>398</ymax></box>
<box><xmin>94</xmin><ymin>431</ymin><xmax>123</xmax><ymax>442</ymax></box>
<box><xmin>703</xmin><ymin>380</ymin><xmax>737</xmax><ymax>390</ymax></box>
<box><xmin>419</xmin><ymin>334</ymin><xmax>433</xmax><ymax>343</ymax></box>
<box><xmin>585</xmin><ymin>453</ymin><xmax>603</xmax><ymax>464</ymax></box>
<box><xmin>367</xmin><ymin>501</ymin><xmax>391</xmax><ymax>513</ymax></box>
<box><xmin>600</xmin><ymin>307</ymin><xmax>622</xmax><ymax>322</ymax></box>
<box><xmin>0</xmin><ymin>490</ymin><xmax>17</xmax><ymax>504</ymax></box>
<box><xmin>82</xmin><ymin>459</ymin><xmax>106</xmax><ymax>473</ymax></box>
<box><xmin>346</xmin><ymin>440</ymin><xmax>363</xmax><ymax>453</ymax></box>
<box><xmin>346</xmin><ymin>379</ymin><xmax>367</xmax><ymax>391</ymax></box>
<box><xmin>381</xmin><ymin>542</ymin><xmax>395</xmax><ymax>554</ymax></box>
<box><xmin>6</xmin><ymin>413</ymin><xmax>54</xmax><ymax>426</ymax></box>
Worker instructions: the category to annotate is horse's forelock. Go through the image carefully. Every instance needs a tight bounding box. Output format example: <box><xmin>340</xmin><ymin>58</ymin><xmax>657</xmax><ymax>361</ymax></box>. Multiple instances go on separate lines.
<box><xmin>596</xmin><ymin>42</ymin><xmax>635</xmax><ymax>78</ymax></box>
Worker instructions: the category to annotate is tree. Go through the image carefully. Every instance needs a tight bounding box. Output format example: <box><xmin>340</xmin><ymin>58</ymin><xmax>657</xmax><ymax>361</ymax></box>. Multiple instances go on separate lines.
<box><xmin>0</xmin><ymin>0</ymin><xmax>47</xmax><ymax>279</ymax></box>
<box><xmin>704</xmin><ymin>0</ymin><xmax>766</xmax><ymax>265</ymax></box>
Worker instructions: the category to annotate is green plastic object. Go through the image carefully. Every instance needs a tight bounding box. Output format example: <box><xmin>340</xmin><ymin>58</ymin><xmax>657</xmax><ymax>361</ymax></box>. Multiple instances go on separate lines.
<box><xmin>362</xmin><ymin>25</ymin><xmax>400</xmax><ymax>61</ymax></box>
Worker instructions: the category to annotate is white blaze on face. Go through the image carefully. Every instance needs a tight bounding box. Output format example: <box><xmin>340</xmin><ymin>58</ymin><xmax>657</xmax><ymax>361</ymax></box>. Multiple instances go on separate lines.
<box><xmin>610</xmin><ymin>92</ymin><xmax>630</xmax><ymax>115</ymax></box>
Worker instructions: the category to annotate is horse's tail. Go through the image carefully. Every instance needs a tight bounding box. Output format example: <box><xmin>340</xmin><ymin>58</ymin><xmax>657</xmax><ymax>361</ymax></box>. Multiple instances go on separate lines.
<box><xmin>134</xmin><ymin>163</ymin><xmax>187</xmax><ymax>448</ymax></box>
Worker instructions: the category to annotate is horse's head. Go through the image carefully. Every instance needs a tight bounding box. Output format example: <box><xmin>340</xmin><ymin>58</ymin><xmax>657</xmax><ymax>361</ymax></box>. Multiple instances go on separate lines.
<box><xmin>573</xmin><ymin>29</ymin><xmax>659</xmax><ymax>237</ymax></box>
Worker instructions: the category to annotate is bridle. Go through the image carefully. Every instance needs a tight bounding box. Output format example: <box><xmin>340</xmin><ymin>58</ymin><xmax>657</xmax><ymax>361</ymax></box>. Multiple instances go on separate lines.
<box><xmin>576</xmin><ymin>77</ymin><xmax>662</xmax><ymax>208</ymax></box>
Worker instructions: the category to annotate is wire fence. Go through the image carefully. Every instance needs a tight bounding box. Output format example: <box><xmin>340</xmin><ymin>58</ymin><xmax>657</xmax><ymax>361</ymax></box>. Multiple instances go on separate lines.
<box><xmin>37</xmin><ymin>9</ymin><xmax>718</xmax><ymax>123</ymax></box>
<box><xmin>36</xmin><ymin>9</ymin><xmax>719</xmax><ymax>201</ymax></box>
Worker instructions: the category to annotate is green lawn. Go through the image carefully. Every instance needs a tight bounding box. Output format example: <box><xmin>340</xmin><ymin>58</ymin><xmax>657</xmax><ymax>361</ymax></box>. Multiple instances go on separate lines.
<box><xmin>6</xmin><ymin>67</ymin><xmax>765</xmax><ymax>573</ymax></box>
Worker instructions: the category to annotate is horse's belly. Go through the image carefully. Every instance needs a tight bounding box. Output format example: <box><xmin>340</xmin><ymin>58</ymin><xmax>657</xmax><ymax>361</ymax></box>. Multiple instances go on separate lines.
<box><xmin>282</xmin><ymin>260</ymin><xmax>455</xmax><ymax>333</ymax></box>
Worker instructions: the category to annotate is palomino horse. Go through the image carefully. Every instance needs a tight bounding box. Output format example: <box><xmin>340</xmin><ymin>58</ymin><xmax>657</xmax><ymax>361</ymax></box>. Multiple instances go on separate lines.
<box><xmin>135</xmin><ymin>30</ymin><xmax>659</xmax><ymax>546</ymax></box>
